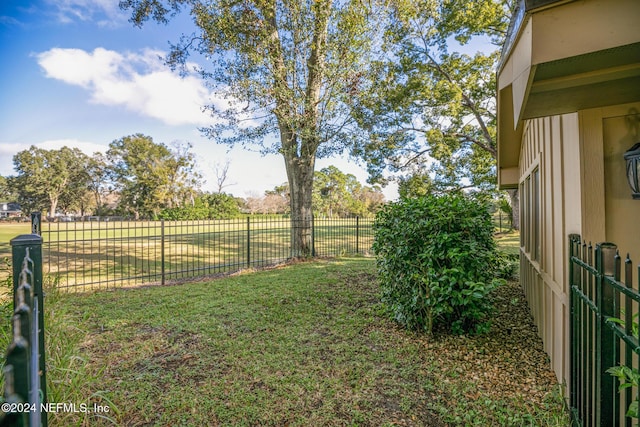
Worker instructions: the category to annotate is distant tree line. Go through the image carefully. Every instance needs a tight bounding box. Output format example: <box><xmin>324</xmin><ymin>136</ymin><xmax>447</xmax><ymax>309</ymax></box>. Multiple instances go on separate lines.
<box><xmin>244</xmin><ymin>166</ymin><xmax>384</xmax><ymax>217</ymax></box>
<box><xmin>0</xmin><ymin>134</ymin><xmax>382</xmax><ymax>220</ymax></box>
<box><xmin>1</xmin><ymin>135</ymin><xmax>200</xmax><ymax>220</ymax></box>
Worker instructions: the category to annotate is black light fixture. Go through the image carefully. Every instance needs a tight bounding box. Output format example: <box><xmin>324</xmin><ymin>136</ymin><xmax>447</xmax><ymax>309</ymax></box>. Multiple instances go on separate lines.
<box><xmin>624</xmin><ymin>142</ymin><xmax>640</xmax><ymax>199</ymax></box>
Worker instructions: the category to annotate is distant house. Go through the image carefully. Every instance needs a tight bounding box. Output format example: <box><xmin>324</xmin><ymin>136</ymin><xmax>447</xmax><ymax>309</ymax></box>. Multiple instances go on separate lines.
<box><xmin>0</xmin><ymin>202</ymin><xmax>22</xmax><ymax>218</ymax></box>
<box><xmin>497</xmin><ymin>0</ymin><xmax>640</xmax><ymax>391</ymax></box>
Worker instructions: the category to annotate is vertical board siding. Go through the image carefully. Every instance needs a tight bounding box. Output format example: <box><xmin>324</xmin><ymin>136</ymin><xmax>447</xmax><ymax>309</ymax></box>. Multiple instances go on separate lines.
<box><xmin>552</xmin><ymin>297</ymin><xmax>564</xmax><ymax>379</ymax></box>
<box><xmin>519</xmin><ymin>113</ymin><xmax>580</xmax><ymax>386</ymax></box>
<box><xmin>544</xmin><ymin>283</ymin><xmax>552</xmax><ymax>355</ymax></box>
<box><xmin>578</xmin><ymin>108</ymin><xmax>606</xmax><ymax>243</ymax></box>
<box><xmin>544</xmin><ymin>117</ymin><xmax>553</xmax><ymax>277</ymax></box>
<box><xmin>551</xmin><ymin>116</ymin><xmax>564</xmax><ymax>286</ymax></box>
<box><xmin>562</xmin><ymin>112</ymin><xmax>582</xmax><ymax>295</ymax></box>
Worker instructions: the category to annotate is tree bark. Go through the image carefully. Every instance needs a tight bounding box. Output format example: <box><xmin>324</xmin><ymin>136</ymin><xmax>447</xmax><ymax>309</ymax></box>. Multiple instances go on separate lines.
<box><xmin>284</xmin><ymin>151</ymin><xmax>315</xmax><ymax>257</ymax></box>
<box><xmin>260</xmin><ymin>0</ymin><xmax>329</xmax><ymax>257</ymax></box>
<box><xmin>49</xmin><ymin>198</ymin><xmax>57</xmax><ymax>219</ymax></box>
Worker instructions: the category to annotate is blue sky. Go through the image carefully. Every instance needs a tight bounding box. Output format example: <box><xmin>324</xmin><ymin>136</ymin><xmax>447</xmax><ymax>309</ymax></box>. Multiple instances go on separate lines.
<box><xmin>0</xmin><ymin>0</ymin><xmax>391</xmax><ymax>199</ymax></box>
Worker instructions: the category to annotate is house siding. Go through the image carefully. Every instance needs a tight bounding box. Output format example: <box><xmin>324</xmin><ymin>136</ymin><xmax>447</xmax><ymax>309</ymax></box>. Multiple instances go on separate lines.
<box><xmin>601</xmin><ymin>105</ymin><xmax>640</xmax><ymax>265</ymax></box>
<box><xmin>519</xmin><ymin>103</ymin><xmax>640</xmax><ymax>389</ymax></box>
<box><xmin>519</xmin><ymin>113</ymin><xmax>581</xmax><ymax>386</ymax></box>
<box><xmin>577</xmin><ymin>103</ymin><xmax>640</xmax><ymax>262</ymax></box>
<box><xmin>498</xmin><ymin>0</ymin><xmax>640</xmax><ymax>410</ymax></box>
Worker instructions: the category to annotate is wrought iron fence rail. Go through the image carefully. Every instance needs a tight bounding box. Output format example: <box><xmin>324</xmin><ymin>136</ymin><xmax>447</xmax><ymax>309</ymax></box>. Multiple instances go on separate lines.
<box><xmin>603</xmin><ymin>273</ymin><xmax>640</xmax><ymax>301</ymax></box>
<box><xmin>570</xmin><ymin>284</ymin><xmax>599</xmax><ymax>314</ymax></box>
<box><xmin>607</xmin><ymin>320</ymin><xmax>640</xmax><ymax>354</ymax></box>
<box><xmin>569</xmin><ymin>233</ymin><xmax>640</xmax><ymax>427</ymax></box>
<box><xmin>570</xmin><ymin>255</ymin><xmax>599</xmax><ymax>276</ymax></box>
<box><xmin>69</xmin><ymin>259</ymin><xmax>293</xmax><ymax>287</ymax></box>
<box><xmin>39</xmin><ymin>215</ymin><xmax>374</xmax><ymax>291</ymax></box>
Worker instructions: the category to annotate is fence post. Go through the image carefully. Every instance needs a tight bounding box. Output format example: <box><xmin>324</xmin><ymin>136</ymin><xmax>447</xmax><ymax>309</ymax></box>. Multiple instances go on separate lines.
<box><xmin>568</xmin><ymin>234</ymin><xmax>580</xmax><ymax>424</ymax></box>
<box><xmin>356</xmin><ymin>217</ymin><xmax>359</xmax><ymax>254</ymax></box>
<box><xmin>31</xmin><ymin>212</ymin><xmax>41</xmax><ymax>235</ymax></box>
<box><xmin>624</xmin><ymin>255</ymin><xmax>634</xmax><ymax>414</ymax></box>
<box><xmin>247</xmin><ymin>217</ymin><xmax>251</xmax><ymax>268</ymax></box>
<box><xmin>311</xmin><ymin>214</ymin><xmax>316</xmax><ymax>257</ymax></box>
<box><xmin>596</xmin><ymin>242</ymin><xmax>616</xmax><ymax>426</ymax></box>
<box><xmin>6</xmin><ymin>315</ymin><xmax>29</xmax><ymax>405</ymax></box>
<box><xmin>10</xmin><ymin>233</ymin><xmax>47</xmax><ymax>427</ymax></box>
<box><xmin>161</xmin><ymin>220</ymin><xmax>165</xmax><ymax>286</ymax></box>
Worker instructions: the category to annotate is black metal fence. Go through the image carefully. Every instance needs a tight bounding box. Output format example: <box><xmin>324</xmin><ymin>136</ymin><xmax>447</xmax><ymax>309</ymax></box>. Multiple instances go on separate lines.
<box><xmin>39</xmin><ymin>215</ymin><xmax>374</xmax><ymax>291</ymax></box>
<box><xmin>569</xmin><ymin>234</ymin><xmax>639</xmax><ymax>426</ymax></box>
<box><xmin>492</xmin><ymin>210</ymin><xmax>512</xmax><ymax>233</ymax></box>
<box><xmin>0</xmin><ymin>233</ymin><xmax>48</xmax><ymax>427</ymax></box>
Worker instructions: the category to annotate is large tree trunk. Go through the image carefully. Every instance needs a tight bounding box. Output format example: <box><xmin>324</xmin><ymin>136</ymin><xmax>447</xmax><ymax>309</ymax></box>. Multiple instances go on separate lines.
<box><xmin>507</xmin><ymin>188</ymin><xmax>519</xmax><ymax>231</ymax></box>
<box><xmin>285</xmin><ymin>153</ymin><xmax>315</xmax><ymax>258</ymax></box>
<box><xmin>49</xmin><ymin>197</ymin><xmax>58</xmax><ymax>219</ymax></box>
<box><xmin>267</xmin><ymin>0</ymin><xmax>327</xmax><ymax>258</ymax></box>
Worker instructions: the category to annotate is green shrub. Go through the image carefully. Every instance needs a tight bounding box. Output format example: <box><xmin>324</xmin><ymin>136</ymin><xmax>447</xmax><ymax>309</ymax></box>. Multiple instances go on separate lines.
<box><xmin>494</xmin><ymin>250</ymin><xmax>519</xmax><ymax>280</ymax></box>
<box><xmin>372</xmin><ymin>193</ymin><xmax>503</xmax><ymax>335</ymax></box>
<box><xmin>158</xmin><ymin>193</ymin><xmax>241</xmax><ymax>220</ymax></box>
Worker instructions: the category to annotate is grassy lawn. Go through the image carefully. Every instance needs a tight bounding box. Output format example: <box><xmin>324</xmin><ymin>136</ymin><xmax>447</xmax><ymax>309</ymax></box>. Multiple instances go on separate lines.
<box><xmin>495</xmin><ymin>230</ymin><xmax>520</xmax><ymax>256</ymax></box>
<box><xmin>0</xmin><ymin>222</ymin><xmax>31</xmax><ymax>257</ymax></box>
<box><xmin>1</xmin><ymin>256</ymin><xmax>568</xmax><ymax>426</ymax></box>
<box><xmin>0</xmin><ymin>223</ymin><xmax>31</xmax><ymax>292</ymax></box>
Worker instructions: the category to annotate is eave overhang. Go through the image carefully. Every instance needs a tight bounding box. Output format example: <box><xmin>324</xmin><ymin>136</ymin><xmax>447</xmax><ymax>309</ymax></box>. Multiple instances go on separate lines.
<box><xmin>497</xmin><ymin>0</ymin><xmax>640</xmax><ymax>189</ymax></box>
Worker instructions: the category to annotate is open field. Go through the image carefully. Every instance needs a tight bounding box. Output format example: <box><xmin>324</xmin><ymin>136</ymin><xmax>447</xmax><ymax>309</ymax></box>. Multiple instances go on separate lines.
<box><xmin>0</xmin><ymin>257</ymin><xmax>568</xmax><ymax>426</ymax></box>
<box><xmin>0</xmin><ymin>222</ymin><xmax>31</xmax><ymax>258</ymax></box>
<box><xmin>0</xmin><ymin>223</ymin><xmax>31</xmax><ymax>293</ymax></box>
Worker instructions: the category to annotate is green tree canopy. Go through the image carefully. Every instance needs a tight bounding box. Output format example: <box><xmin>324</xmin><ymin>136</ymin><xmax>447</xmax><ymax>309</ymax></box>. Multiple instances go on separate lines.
<box><xmin>0</xmin><ymin>175</ymin><xmax>15</xmax><ymax>202</ymax></box>
<box><xmin>10</xmin><ymin>146</ymin><xmax>92</xmax><ymax>218</ymax></box>
<box><xmin>350</xmin><ymin>0</ymin><xmax>518</xmax><ymax>224</ymax></box>
<box><xmin>159</xmin><ymin>192</ymin><xmax>241</xmax><ymax>220</ymax></box>
<box><xmin>120</xmin><ymin>0</ymin><xmax>388</xmax><ymax>255</ymax></box>
<box><xmin>397</xmin><ymin>171</ymin><xmax>434</xmax><ymax>199</ymax></box>
<box><xmin>313</xmin><ymin>165</ymin><xmax>384</xmax><ymax>217</ymax></box>
<box><xmin>84</xmin><ymin>153</ymin><xmax>111</xmax><ymax>216</ymax></box>
<box><xmin>106</xmin><ymin>134</ymin><xmax>200</xmax><ymax>219</ymax></box>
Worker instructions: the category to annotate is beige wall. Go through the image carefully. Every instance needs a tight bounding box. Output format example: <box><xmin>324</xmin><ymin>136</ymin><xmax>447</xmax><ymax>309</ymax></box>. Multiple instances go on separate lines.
<box><xmin>502</xmin><ymin>0</ymin><xmax>640</xmax><ymax>399</ymax></box>
<box><xmin>531</xmin><ymin>0</ymin><xmax>640</xmax><ymax>65</ymax></box>
<box><xmin>519</xmin><ymin>113</ymin><xmax>582</xmax><ymax>386</ymax></box>
<box><xmin>603</xmin><ymin>105</ymin><xmax>640</xmax><ymax>265</ymax></box>
<box><xmin>578</xmin><ymin>103</ymin><xmax>640</xmax><ymax>259</ymax></box>
<box><xmin>519</xmin><ymin>103</ymin><xmax>640</xmax><ymax>390</ymax></box>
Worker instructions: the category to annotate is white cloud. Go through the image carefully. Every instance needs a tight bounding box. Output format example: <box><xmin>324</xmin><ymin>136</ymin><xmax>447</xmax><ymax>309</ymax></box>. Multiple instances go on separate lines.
<box><xmin>36</xmin><ymin>47</ymin><xmax>221</xmax><ymax>126</ymax></box>
<box><xmin>37</xmin><ymin>47</ymin><xmax>121</xmax><ymax>88</ymax></box>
